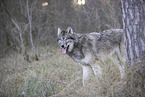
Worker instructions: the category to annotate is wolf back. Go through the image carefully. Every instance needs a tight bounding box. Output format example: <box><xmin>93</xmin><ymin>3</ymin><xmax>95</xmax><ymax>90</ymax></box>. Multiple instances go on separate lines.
<box><xmin>57</xmin><ymin>28</ymin><xmax>124</xmax><ymax>62</ymax></box>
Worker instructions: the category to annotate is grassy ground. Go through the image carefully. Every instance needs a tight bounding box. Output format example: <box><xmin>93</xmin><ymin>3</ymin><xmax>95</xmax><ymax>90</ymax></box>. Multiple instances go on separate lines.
<box><xmin>0</xmin><ymin>46</ymin><xmax>144</xmax><ymax>97</ymax></box>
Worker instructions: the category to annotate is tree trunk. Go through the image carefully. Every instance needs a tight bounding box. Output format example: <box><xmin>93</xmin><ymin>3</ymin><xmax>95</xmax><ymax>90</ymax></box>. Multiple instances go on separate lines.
<box><xmin>121</xmin><ymin>0</ymin><xmax>145</xmax><ymax>65</ymax></box>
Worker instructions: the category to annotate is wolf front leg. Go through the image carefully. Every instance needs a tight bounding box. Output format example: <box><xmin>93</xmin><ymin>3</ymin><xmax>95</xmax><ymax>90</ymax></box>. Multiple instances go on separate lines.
<box><xmin>91</xmin><ymin>61</ymin><xmax>102</xmax><ymax>77</ymax></box>
<box><xmin>81</xmin><ymin>65</ymin><xmax>94</xmax><ymax>86</ymax></box>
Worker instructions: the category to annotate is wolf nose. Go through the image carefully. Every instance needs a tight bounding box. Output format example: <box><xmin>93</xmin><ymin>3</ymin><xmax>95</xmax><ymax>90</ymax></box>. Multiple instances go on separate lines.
<box><xmin>61</xmin><ymin>45</ymin><xmax>64</xmax><ymax>48</ymax></box>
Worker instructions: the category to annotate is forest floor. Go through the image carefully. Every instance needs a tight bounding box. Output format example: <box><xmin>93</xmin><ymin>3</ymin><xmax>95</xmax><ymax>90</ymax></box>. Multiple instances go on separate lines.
<box><xmin>0</xmin><ymin>46</ymin><xmax>144</xmax><ymax>97</ymax></box>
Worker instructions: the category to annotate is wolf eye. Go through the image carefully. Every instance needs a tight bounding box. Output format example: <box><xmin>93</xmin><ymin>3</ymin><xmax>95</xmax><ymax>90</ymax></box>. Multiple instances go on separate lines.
<box><xmin>66</xmin><ymin>39</ymin><xmax>72</xmax><ymax>43</ymax></box>
<box><xmin>58</xmin><ymin>40</ymin><xmax>62</xmax><ymax>45</ymax></box>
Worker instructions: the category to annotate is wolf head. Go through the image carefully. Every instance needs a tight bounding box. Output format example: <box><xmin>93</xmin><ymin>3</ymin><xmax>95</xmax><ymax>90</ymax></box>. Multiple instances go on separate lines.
<box><xmin>57</xmin><ymin>27</ymin><xmax>75</xmax><ymax>54</ymax></box>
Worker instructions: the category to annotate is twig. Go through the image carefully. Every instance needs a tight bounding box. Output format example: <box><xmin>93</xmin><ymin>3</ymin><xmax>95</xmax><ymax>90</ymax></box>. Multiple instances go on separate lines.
<box><xmin>26</xmin><ymin>0</ymin><xmax>35</xmax><ymax>50</ymax></box>
<box><xmin>2</xmin><ymin>0</ymin><xmax>25</xmax><ymax>54</ymax></box>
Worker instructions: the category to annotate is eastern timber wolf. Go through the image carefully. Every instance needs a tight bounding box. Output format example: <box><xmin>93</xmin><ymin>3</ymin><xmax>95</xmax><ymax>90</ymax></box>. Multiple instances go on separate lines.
<box><xmin>57</xmin><ymin>27</ymin><xmax>126</xmax><ymax>85</ymax></box>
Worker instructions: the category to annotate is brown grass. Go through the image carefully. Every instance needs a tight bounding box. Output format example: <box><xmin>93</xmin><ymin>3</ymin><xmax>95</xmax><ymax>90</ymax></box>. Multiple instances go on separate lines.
<box><xmin>0</xmin><ymin>46</ymin><xmax>144</xmax><ymax>97</ymax></box>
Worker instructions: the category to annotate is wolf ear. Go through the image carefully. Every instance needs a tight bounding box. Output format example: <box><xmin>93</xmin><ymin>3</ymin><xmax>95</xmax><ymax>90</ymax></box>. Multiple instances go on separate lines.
<box><xmin>67</xmin><ymin>27</ymin><xmax>73</xmax><ymax>34</ymax></box>
<box><xmin>58</xmin><ymin>27</ymin><xmax>62</xmax><ymax>35</ymax></box>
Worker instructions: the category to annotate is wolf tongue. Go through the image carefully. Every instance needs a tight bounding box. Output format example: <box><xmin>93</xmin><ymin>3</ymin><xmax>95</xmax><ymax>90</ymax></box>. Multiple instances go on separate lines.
<box><xmin>62</xmin><ymin>48</ymin><xmax>66</xmax><ymax>54</ymax></box>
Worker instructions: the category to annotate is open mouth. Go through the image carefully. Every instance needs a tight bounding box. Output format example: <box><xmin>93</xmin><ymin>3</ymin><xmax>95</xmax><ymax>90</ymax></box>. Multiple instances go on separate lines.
<box><xmin>61</xmin><ymin>45</ymin><xmax>69</xmax><ymax>54</ymax></box>
<box><xmin>62</xmin><ymin>47</ymin><xmax>67</xmax><ymax>54</ymax></box>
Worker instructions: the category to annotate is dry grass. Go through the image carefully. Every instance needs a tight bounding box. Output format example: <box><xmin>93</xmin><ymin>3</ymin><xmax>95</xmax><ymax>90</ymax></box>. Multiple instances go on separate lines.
<box><xmin>0</xmin><ymin>46</ymin><xmax>144</xmax><ymax>97</ymax></box>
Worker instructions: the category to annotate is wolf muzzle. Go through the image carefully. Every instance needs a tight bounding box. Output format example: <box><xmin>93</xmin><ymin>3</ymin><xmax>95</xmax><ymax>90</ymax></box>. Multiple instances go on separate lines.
<box><xmin>61</xmin><ymin>45</ymin><xmax>67</xmax><ymax>54</ymax></box>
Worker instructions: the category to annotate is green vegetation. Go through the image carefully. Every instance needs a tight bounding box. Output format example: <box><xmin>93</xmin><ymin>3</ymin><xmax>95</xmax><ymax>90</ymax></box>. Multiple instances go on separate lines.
<box><xmin>0</xmin><ymin>46</ymin><xmax>144</xmax><ymax>97</ymax></box>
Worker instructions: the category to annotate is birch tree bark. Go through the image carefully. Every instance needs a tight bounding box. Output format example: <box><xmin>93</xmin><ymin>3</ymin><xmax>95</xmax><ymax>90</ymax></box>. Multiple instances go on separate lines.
<box><xmin>121</xmin><ymin>0</ymin><xmax>145</xmax><ymax>65</ymax></box>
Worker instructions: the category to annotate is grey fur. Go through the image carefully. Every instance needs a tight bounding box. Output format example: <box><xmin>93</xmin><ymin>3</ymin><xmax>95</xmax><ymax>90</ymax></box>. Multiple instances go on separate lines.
<box><xmin>57</xmin><ymin>27</ymin><xmax>125</xmax><ymax>85</ymax></box>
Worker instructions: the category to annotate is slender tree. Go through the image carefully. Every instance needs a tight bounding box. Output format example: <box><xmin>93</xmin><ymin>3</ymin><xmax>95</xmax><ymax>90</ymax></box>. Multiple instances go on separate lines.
<box><xmin>121</xmin><ymin>0</ymin><xmax>145</xmax><ymax>65</ymax></box>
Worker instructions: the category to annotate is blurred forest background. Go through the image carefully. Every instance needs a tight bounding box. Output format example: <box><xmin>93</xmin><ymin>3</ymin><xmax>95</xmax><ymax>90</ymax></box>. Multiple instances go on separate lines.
<box><xmin>0</xmin><ymin>0</ymin><xmax>122</xmax><ymax>55</ymax></box>
<box><xmin>1</xmin><ymin>0</ymin><xmax>145</xmax><ymax>97</ymax></box>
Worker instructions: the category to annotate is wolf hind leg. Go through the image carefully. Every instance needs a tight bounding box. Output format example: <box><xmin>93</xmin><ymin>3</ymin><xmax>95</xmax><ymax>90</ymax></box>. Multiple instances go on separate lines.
<box><xmin>81</xmin><ymin>65</ymin><xmax>93</xmax><ymax>86</ymax></box>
